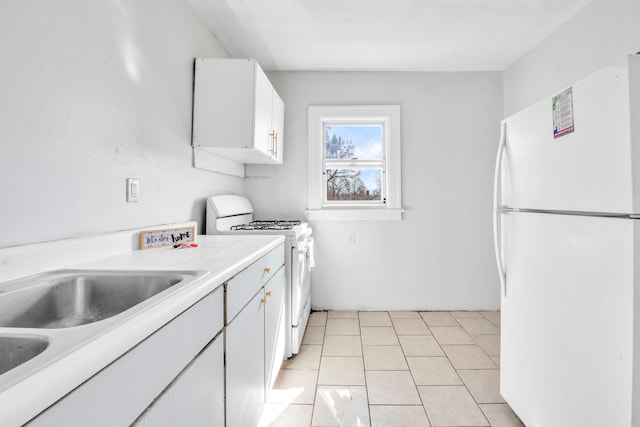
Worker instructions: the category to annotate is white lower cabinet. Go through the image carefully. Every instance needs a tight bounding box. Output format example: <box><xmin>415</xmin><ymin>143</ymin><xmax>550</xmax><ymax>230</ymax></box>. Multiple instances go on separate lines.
<box><xmin>226</xmin><ymin>244</ymin><xmax>286</xmax><ymax>427</ymax></box>
<box><xmin>134</xmin><ymin>335</ymin><xmax>225</xmax><ymax>427</ymax></box>
<box><xmin>264</xmin><ymin>268</ymin><xmax>286</xmax><ymax>396</ymax></box>
<box><xmin>226</xmin><ymin>290</ymin><xmax>267</xmax><ymax>427</ymax></box>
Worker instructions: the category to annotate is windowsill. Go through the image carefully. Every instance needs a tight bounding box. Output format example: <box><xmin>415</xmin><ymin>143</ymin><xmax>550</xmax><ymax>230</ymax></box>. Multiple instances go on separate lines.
<box><xmin>305</xmin><ymin>208</ymin><xmax>404</xmax><ymax>222</ymax></box>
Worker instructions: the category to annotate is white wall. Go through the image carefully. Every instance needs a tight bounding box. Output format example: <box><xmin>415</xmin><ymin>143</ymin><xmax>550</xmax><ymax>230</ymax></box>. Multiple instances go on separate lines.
<box><xmin>0</xmin><ymin>0</ymin><xmax>242</xmax><ymax>248</ymax></box>
<box><xmin>246</xmin><ymin>71</ymin><xmax>503</xmax><ymax>310</ymax></box>
<box><xmin>504</xmin><ymin>0</ymin><xmax>640</xmax><ymax>116</ymax></box>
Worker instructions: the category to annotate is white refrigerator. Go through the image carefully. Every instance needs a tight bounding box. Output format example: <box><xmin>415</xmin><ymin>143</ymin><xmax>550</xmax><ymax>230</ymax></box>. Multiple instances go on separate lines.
<box><xmin>494</xmin><ymin>54</ymin><xmax>640</xmax><ymax>427</ymax></box>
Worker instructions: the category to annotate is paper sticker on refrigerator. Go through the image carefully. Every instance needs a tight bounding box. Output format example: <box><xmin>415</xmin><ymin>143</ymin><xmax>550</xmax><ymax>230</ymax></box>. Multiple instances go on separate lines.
<box><xmin>553</xmin><ymin>87</ymin><xmax>575</xmax><ymax>138</ymax></box>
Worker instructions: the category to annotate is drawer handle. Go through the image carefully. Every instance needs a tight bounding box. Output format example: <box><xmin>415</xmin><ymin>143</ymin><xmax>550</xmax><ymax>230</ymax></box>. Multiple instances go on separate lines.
<box><xmin>264</xmin><ymin>267</ymin><xmax>271</xmax><ymax>274</ymax></box>
<box><xmin>266</xmin><ymin>291</ymin><xmax>272</xmax><ymax>297</ymax></box>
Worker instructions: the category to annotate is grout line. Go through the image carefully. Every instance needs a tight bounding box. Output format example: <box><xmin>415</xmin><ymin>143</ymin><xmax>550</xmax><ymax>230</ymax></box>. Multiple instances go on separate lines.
<box><xmin>355</xmin><ymin>313</ymin><xmax>374</xmax><ymax>427</ymax></box>
<box><xmin>308</xmin><ymin>312</ymin><xmax>327</xmax><ymax>427</ymax></box>
<box><xmin>397</xmin><ymin>311</ymin><xmax>434</xmax><ymax>426</ymax></box>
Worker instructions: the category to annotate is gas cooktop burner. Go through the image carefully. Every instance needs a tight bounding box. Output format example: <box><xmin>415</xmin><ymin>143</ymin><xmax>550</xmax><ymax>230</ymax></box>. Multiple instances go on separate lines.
<box><xmin>231</xmin><ymin>220</ymin><xmax>302</xmax><ymax>231</ymax></box>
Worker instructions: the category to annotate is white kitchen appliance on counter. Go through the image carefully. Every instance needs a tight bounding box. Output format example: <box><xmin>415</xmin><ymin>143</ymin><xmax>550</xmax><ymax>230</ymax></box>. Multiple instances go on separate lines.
<box><xmin>494</xmin><ymin>54</ymin><xmax>640</xmax><ymax>426</ymax></box>
<box><xmin>206</xmin><ymin>195</ymin><xmax>314</xmax><ymax>358</ymax></box>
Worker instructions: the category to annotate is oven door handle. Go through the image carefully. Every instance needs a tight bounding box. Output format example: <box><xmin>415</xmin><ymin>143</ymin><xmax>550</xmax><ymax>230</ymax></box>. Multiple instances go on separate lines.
<box><xmin>304</xmin><ymin>236</ymin><xmax>315</xmax><ymax>270</ymax></box>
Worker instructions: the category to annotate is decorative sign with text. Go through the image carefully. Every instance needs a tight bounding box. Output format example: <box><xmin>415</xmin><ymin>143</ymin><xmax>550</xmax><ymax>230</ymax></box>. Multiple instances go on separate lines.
<box><xmin>139</xmin><ymin>226</ymin><xmax>196</xmax><ymax>249</ymax></box>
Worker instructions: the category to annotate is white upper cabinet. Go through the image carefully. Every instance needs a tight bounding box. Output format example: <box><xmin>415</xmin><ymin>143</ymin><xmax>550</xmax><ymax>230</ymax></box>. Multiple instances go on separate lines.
<box><xmin>192</xmin><ymin>58</ymin><xmax>284</xmax><ymax>165</ymax></box>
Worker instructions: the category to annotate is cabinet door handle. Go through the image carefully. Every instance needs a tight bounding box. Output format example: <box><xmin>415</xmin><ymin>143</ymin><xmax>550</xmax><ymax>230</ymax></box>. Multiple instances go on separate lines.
<box><xmin>269</xmin><ymin>131</ymin><xmax>275</xmax><ymax>154</ymax></box>
<box><xmin>273</xmin><ymin>131</ymin><xmax>278</xmax><ymax>158</ymax></box>
<box><xmin>261</xmin><ymin>298</ymin><xmax>267</xmax><ymax>304</ymax></box>
<box><xmin>268</xmin><ymin>130</ymin><xmax>278</xmax><ymax>158</ymax></box>
<box><xmin>266</xmin><ymin>291</ymin><xmax>272</xmax><ymax>297</ymax></box>
<box><xmin>264</xmin><ymin>267</ymin><xmax>271</xmax><ymax>274</ymax></box>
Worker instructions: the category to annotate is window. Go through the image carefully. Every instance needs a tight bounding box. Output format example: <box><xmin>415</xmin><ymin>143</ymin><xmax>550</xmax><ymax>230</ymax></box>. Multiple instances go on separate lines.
<box><xmin>325</xmin><ymin>124</ymin><xmax>384</xmax><ymax>204</ymax></box>
<box><xmin>307</xmin><ymin>105</ymin><xmax>403</xmax><ymax>221</ymax></box>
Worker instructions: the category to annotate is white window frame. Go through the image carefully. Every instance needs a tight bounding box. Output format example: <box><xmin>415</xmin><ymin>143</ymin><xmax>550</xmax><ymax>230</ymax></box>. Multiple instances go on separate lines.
<box><xmin>307</xmin><ymin>105</ymin><xmax>403</xmax><ymax>221</ymax></box>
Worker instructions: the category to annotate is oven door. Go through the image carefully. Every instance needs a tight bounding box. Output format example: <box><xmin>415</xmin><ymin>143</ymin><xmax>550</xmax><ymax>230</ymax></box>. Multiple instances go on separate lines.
<box><xmin>291</xmin><ymin>243</ymin><xmax>311</xmax><ymax>326</ymax></box>
<box><xmin>290</xmin><ymin>240</ymin><xmax>312</xmax><ymax>355</ymax></box>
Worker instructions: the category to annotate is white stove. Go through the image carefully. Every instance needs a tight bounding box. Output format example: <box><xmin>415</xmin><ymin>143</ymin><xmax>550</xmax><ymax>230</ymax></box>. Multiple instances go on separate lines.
<box><xmin>206</xmin><ymin>195</ymin><xmax>313</xmax><ymax>357</ymax></box>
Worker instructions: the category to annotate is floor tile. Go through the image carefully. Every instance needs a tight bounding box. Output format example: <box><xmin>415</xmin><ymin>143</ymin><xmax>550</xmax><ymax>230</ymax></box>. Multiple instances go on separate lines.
<box><xmin>363</xmin><ymin>345</ymin><xmax>408</xmax><ymax>370</ymax></box>
<box><xmin>327</xmin><ymin>311</ymin><xmax>359</xmax><ymax>319</ymax></box>
<box><xmin>419</xmin><ymin>311</ymin><xmax>459</xmax><ymax>326</ymax></box>
<box><xmin>457</xmin><ymin>318</ymin><xmax>500</xmax><ymax>335</ymax></box>
<box><xmin>441</xmin><ymin>345</ymin><xmax>497</xmax><ymax>370</ymax></box>
<box><xmin>479</xmin><ymin>404</ymin><xmax>525</xmax><ymax>427</ymax></box>
<box><xmin>325</xmin><ymin>318</ymin><xmax>360</xmax><ymax>335</ymax></box>
<box><xmin>308</xmin><ymin>311</ymin><xmax>327</xmax><ymax>326</ymax></box>
<box><xmin>480</xmin><ymin>311</ymin><xmax>501</xmax><ymax>327</ymax></box>
<box><xmin>399</xmin><ymin>335</ymin><xmax>445</xmax><ymax>357</ymax></box>
<box><xmin>407</xmin><ymin>356</ymin><xmax>462</xmax><ymax>385</ymax></box>
<box><xmin>361</xmin><ymin>326</ymin><xmax>400</xmax><ymax>345</ymax></box>
<box><xmin>389</xmin><ymin>311</ymin><xmax>422</xmax><ymax>319</ymax></box>
<box><xmin>282</xmin><ymin>345</ymin><xmax>322</xmax><ymax>370</ymax></box>
<box><xmin>458</xmin><ymin>369</ymin><xmax>505</xmax><ymax>404</ymax></box>
<box><xmin>318</xmin><ymin>357</ymin><xmax>366</xmax><ymax>386</ymax></box>
<box><xmin>359</xmin><ymin>311</ymin><xmax>393</xmax><ymax>326</ymax></box>
<box><xmin>323</xmin><ymin>335</ymin><xmax>363</xmax><ymax>356</ymax></box>
<box><xmin>449</xmin><ymin>311</ymin><xmax>485</xmax><ymax>319</ymax></box>
<box><xmin>419</xmin><ymin>385</ymin><xmax>490</xmax><ymax>426</ymax></box>
<box><xmin>370</xmin><ymin>405</ymin><xmax>431</xmax><ymax>427</ymax></box>
<box><xmin>366</xmin><ymin>371</ymin><xmax>421</xmax><ymax>405</ymax></box>
<box><xmin>312</xmin><ymin>386</ymin><xmax>370</xmax><ymax>427</ymax></box>
<box><xmin>430</xmin><ymin>326</ymin><xmax>474</xmax><ymax>345</ymax></box>
<box><xmin>392</xmin><ymin>318</ymin><xmax>431</xmax><ymax>335</ymax></box>
<box><xmin>259</xmin><ymin>404</ymin><xmax>313</xmax><ymax>427</ymax></box>
<box><xmin>302</xmin><ymin>326</ymin><xmax>325</xmax><ymax>345</ymax></box>
<box><xmin>472</xmin><ymin>334</ymin><xmax>500</xmax><ymax>356</ymax></box>
<box><xmin>269</xmin><ymin>369</ymin><xmax>318</xmax><ymax>404</ymax></box>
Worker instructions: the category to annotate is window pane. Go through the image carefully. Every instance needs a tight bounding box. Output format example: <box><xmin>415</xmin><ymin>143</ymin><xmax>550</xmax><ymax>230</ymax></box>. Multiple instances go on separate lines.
<box><xmin>325</xmin><ymin>125</ymin><xmax>382</xmax><ymax>160</ymax></box>
<box><xmin>326</xmin><ymin>169</ymin><xmax>382</xmax><ymax>201</ymax></box>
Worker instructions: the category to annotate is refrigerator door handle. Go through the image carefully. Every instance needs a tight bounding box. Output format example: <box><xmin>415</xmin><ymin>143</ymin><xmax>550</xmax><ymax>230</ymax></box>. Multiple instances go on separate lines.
<box><xmin>493</xmin><ymin>122</ymin><xmax>507</xmax><ymax>296</ymax></box>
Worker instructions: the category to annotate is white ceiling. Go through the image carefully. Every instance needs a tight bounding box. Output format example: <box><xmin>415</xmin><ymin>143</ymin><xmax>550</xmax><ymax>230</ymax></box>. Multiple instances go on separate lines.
<box><xmin>187</xmin><ymin>0</ymin><xmax>591</xmax><ymax>72</ymax></box>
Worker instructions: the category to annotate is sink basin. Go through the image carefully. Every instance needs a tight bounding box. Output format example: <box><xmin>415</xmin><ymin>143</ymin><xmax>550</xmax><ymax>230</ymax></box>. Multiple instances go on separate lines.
<box><xmin>0</xmin><ymin>335</ymin><xmax>49</xmax><ymax>376</ymax></box>
<box><xmin>0</xmin><ymin>270</ymin><xmax>199</xmax><ymax>328</ymax></box>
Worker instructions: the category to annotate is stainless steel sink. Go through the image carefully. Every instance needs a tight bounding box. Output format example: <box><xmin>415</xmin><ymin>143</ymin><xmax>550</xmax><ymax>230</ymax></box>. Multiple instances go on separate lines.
<box><xmin>0</xmin><ymin>270</ymin><xmax>199</xmax><ymax>328</ymax></box>
<box><xmin>0</xmin><ymin>335</ymin><xmax>49</xmax><ymax>376</ymax></box>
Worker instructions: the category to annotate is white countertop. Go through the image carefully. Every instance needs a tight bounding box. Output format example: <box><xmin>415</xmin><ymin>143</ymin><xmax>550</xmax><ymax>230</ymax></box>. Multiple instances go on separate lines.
<box><xmin>0</xmin><ymin>232</ymin><xmax>284</xmax><ymax>427</ymax></box>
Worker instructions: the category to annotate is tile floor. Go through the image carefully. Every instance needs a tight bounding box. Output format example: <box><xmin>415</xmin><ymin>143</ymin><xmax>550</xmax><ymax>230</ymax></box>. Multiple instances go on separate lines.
<box><xmin>258</xmin><ymin>310</ymin><xmax>524</xmax><ymax>427</ymax></box>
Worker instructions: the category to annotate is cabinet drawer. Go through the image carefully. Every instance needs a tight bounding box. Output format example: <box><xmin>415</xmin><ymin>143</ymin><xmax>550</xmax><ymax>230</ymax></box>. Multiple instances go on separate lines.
<box><xmin>226</xmin><ymin>244</ymin><xmax>284</xmax><ymax>323</ymax></box>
